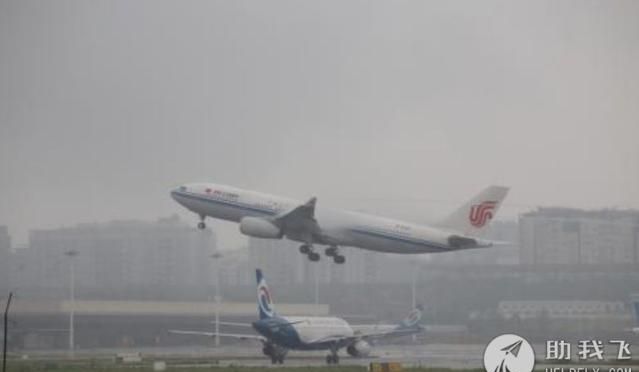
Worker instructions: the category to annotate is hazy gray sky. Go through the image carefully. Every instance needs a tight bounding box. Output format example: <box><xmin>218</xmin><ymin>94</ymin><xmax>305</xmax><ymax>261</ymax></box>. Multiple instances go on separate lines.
<box><xmin>2</xmin><ymin>0</ymin><xmax>638</xmax><ymax>246</ymax></box>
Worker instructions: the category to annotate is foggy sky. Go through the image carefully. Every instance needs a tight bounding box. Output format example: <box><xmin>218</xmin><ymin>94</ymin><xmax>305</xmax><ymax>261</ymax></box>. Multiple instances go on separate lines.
<box><xmin>2</xmin><ymin>0</ymin><xmax>638</xmax><ymax>247</ymax></box>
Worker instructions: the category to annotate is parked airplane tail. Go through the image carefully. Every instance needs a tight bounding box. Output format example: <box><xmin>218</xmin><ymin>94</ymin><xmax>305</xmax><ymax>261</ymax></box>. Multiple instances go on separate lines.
<box><xmin>398</xmin><ymin>305</ymin><xmax>423</xmax><ymax>329</ymax></box>
<box><xmin>438</xmin><ymin>185</ymin><xmax>509</xmax><ymax>236</ymax></box>
<box><xmin>256</xmin><ymin>269</ymin><xmax>276</xmax><ymax>320</ymax></box>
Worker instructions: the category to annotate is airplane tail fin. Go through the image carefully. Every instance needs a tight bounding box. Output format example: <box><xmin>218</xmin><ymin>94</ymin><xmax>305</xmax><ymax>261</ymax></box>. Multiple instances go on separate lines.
<box><xmin>256</xmin><ymin>269</ymin><xmax>276</xmax><ymax>320</ymax></box>
<box><xmin>397</xmin><ymin>305</ymin><xmax>423</xmax><ymax>329</ymax></box>
<box><xmin>438</xmin><ymin>185</ymin><xmax>509</xmax><ymax>236</ymax></box>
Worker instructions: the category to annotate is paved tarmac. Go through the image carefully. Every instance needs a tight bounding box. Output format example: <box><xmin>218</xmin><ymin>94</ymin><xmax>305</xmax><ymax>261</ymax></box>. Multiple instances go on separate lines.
<box><xmin>17</xmin><ymin>343</ymin><xmax>639</xmax><ymax>368</ymax></box>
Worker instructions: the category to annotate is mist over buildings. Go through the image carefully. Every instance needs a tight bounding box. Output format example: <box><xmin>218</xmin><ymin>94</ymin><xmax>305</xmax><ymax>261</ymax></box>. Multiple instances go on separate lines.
<box><xmin>1</xmin><ymin>0</ymin><xmax>639</xmax><ymax>247</ymax></box>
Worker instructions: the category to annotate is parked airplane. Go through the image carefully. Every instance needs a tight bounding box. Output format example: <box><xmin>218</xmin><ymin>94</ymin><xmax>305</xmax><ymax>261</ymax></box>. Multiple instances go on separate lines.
<box><xmin>350</xmin><ymin>305</ymin><xmax>424</xmax><ymax>336</ymax></box>
<box><xmin>169</xmin><ymin>269</ymin><xmax>424</xmax><ymax>364</ymax></box>
<box><xmin>171</xmin><ymin>183</ymin><xmax>509</xmax><ymax>264</ymax></box>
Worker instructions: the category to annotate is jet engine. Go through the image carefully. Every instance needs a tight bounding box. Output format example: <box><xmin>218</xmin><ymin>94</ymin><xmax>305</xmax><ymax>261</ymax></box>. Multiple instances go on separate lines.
<box><xmin>240</xmin><ymin>217</ymin><xmax>283</xmax><ymax>239</ymax></box>
<box><xmin>346</xmin><ymin>340</ymin><xmax>371</xmax><ymax>357</ymax></box>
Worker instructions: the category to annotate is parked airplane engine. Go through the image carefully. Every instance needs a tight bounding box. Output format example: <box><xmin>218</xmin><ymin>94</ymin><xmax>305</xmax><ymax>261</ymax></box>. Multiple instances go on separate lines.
<box><xmin>240</xmin><ymin>217</ymin><xmax>283</xmax><ymax>239</ymax></box>
<box><xmin>346</xmin><ymin>340</ymin><xmax>372</xmax><ymax>357</ymax></box>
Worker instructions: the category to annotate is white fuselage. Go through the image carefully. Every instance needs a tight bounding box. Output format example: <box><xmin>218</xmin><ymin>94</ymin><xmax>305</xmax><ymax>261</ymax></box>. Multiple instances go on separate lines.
<box><xmin>288</xmin><ymin>316</ymin><xmax>354</xmax><ymax>347</ymax></box>
<box><xmin>252</xmin><ymin>314</ymin><xmax>354</xmax><ymax>350</ymax></box>
<box><xmin>171</xmin><ymin>183</ymin><xmax>467</xmax><ymax>254</ymax></box>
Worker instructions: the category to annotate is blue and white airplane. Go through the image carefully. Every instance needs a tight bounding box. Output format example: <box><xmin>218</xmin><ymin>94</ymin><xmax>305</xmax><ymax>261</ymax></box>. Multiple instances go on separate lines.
<box><xmin>169</xmin><ymin>269</ymin><xmax>424</xmax><ymax>364</ymax></box>
<box><xmin>171</xmin><ymin>183</ymin><xmax>509</xmax><ymax>264</ymax></box>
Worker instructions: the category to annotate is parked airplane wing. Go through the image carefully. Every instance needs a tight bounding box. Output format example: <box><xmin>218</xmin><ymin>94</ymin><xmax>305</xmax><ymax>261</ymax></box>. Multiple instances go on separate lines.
<box><xmin>211</xmin><ymin>321</ymin><xmax>254</xmax><ymax>327</ymax></box>
<box><xmin>305</xmin><ymin>326</ymin><xmax>419</xmax><ymax>346</ymax></box>
<box><xmin>305</xmin><ymin>334</ymin><xmax>357</xmax><ymax>345</ymax></box>
<box><xmin>357</xmin><ymin>326</ymin><xmax>424</xmax><ymax>340</ymax></box>
<box><xmin>168</xmin><ymin>330</ymin><xmax>266</xmax><ymax>342</ymax></box>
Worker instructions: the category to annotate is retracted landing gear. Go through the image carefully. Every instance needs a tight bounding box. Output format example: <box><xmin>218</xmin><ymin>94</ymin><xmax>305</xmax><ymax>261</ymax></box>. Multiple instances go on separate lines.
<box><xmin>324</xmin><ymin>246</ymin><xmax>346</xmax><ymax>264</ymax></box>
<box><xmin>300</xmin><ymin>244</ymin><xmax>320</xmax><ymax>262</ymax></box>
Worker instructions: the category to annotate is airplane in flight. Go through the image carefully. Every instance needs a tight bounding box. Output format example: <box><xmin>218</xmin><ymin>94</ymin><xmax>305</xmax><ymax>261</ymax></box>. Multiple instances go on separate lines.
<box><xmin>169</xmin><ymin>269</ymin><xmax>424</xmax><ymax>364</ymax></box>
<box><xmin>171</xmin><ymin>182</ymin><xmax>509</xmax><ymax>264</ymax></box>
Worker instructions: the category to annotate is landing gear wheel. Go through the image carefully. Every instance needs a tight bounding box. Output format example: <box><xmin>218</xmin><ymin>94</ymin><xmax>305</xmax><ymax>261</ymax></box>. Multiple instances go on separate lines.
<box><xmin>270</xmin><ymin>356</ymin><xmax>277</xmax><ymax>364</ymax></box>
<box><xmin>197</xmin><ymin>221</ymin><xmax>206</xmax><ymax>230</ymax></box>
<box><xmin>326</xmin><ymin>354</ymin><xmax>339</xmax><ymax>364</ymax></box>
<box><xmin>325</xmin><ymin>246</ymin><xmax>337</xmax><ymax>257</ymax></box>
<box><xmin>299</xmin><ymin>244</ymin><xmax>311</xmax><ymax>254</ymax></box>
<box><xmin>277</xmin><ymin>356</ymin><xmax>285</xmax><ymax>364</ymax></box>
<box><xmin>308</xmin><ymin>252</ymin><xmax>320</xmax><ymax>262</ymax></box>
<box><xmin>333</xmin><ymin>255</ymin><xmax>345</xmax><ymax>264</ymax></box>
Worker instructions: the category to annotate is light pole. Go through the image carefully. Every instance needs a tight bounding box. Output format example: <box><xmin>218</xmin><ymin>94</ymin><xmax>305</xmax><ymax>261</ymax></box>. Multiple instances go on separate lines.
<box><xmin>313</xmin><ymin>263</ymin><xmax>319</xmax><ymax>312</ymax></box>
<box><xmin>411</xmin><ymin>262</ymin><xmax>418</xmax><ymax>342</ymax></box>
<box><xmin>3</xmin><ymin>292</ymin><xmax>13</xmax><ymax>372</ymax></box>
<box><xmin>210</xmin><ymin>252</ymin><xmax>223</xmax><ymax>347</ymax></box>
<box><xmin>64</xmin><ymin>250</ymin><xmax>78</xmax><ymax>358</ymax></box>
<box><xmin>411</xmin><ymin>265</ymin><xmax>417</xmax><ymax>310</ymax></box>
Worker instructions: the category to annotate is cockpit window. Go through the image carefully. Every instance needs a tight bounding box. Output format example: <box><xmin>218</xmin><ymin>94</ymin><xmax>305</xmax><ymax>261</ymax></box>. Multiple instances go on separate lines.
<box><xmin>179</xmin><ymin>186</ymin><xmax>187</xmax><ymax>192</ymax></box>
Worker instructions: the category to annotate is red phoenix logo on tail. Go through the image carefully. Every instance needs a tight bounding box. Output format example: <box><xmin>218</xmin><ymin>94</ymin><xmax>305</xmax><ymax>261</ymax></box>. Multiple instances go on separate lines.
<box><xmin>469</xmin><ymin>201</ymin><xmax>497</xmax><ymax>228</ymax></box>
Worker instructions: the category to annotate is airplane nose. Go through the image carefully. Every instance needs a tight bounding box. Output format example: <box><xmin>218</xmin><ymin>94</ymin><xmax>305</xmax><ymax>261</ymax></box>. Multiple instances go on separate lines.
<box><xmin>170</xmin><ymin>185</ymin><xmax>187</xmax><ymax>201</ymax></box>
<box><xmin>170</xmin><ymin>189</ymin><xmax>179</xmax><ymax>201</ymax></box>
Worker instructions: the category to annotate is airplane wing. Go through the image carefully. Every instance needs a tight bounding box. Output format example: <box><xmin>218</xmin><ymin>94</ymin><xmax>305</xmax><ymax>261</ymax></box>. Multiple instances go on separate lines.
<box><xmin>275</xmin><ymin>197</ymin><xmax>317</xmax><ymax>221</ymax></box>
<box><xmin>304</xmin><ymin>326</ymin><xmax>424</xmax><ymax>346</ymax></box>
<box><xmin>486</xmin><ymin>240</ymin><xmax>514</xmax><ymax>246</ymax></box>
<box><xmin>212</xmin><ymin>321</ymin><xmax>254</xmax><ymax>328</ymax></box>
<box><xmin>305</xmin><ymin>334</ymin><xmax>358</xmax><ymax>345</ymax></box>
<box><xmin>351</xmin><ymin>324</ymin><xmax>394</xmax><ymax>331</ymax></box>
<box><xmin>272</xmin><ymin>197</ymin><xmax>330</xmax><ymax>244</ymax></box>
<box><xmin>168</xmin><ymin>330</ymin><xmax>266</xmax><ymax>342</ymax></box>
<box><xmin>356</xmin><ymin>326</ymin><xmax>424</xmax><ymax>340</ymax></box>
<box><xmin>210</xmin><ymin>320</ymin><xmax>308</xmax><ymax>328</ymax></box>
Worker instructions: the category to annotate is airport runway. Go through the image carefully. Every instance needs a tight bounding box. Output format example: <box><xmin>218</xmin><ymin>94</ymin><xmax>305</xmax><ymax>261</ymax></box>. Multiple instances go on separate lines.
<box><xmin>189</xmin><ymin>344</ymin><xmax>486</xmax><ymax>368</ymax></box>
<box><xmin>16</xmin><ymin>344</ymin><xmax>484</xmax><ymax>367</ymax></box>
<box><xmin>19</xmin><ymin>344</ymin><xmax>639</xmax><ymax>368</ymax></box>
<box><xmin>13</xmin><ymin>344</ymin><xmax>499</xmax><ymax>368</ymax></box>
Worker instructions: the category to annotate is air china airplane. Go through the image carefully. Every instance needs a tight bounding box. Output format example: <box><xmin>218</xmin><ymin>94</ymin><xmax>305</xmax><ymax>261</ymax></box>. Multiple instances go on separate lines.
<box><xmin>170</xmin><ymin>269</ymin><xmax>424</xmax><ymax>364</ymax></box>
<box><xmin>170</xmin><ymin>183</ymin><xmax>509</xmax><ymax>264</ymax></box>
